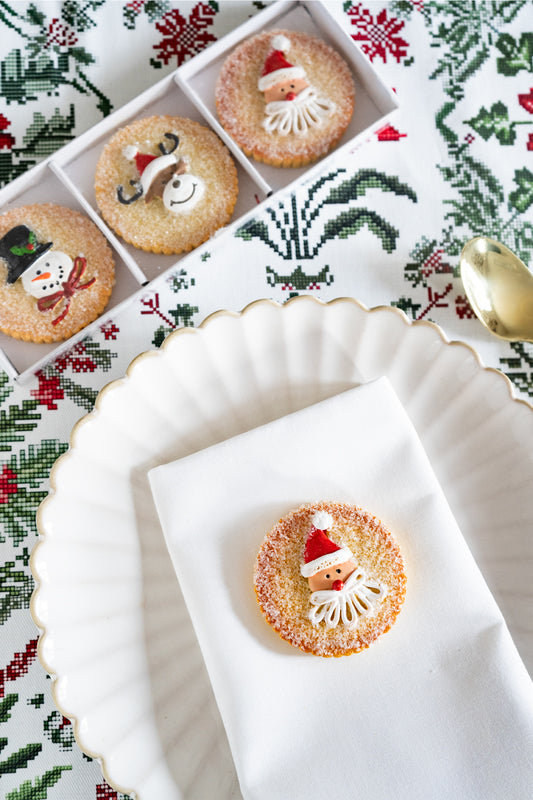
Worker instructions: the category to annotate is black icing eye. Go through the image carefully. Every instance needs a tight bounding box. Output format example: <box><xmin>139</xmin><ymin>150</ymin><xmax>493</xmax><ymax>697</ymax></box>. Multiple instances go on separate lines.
<box><xmin>325</xmin><ymin>574</ymin><xmax>330</xmax><ymax>579</ymax></box>
<box><xmin>172</xmin><ymin>179</ymin><xmax>181</xmax><ymax>189</ymax></box>
<box><xmin>336</xmin><ymin>568</ymin><xmax>341</xmax><ymax>573</ymax></box>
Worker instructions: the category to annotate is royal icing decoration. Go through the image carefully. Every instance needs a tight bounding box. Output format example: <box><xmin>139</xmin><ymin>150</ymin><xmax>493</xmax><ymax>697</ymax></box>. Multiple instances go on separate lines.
<box><xmin>300</xmin><ymin>511</ymin><xmax>386</xmax><ymax>629</ymax></box>
<box><xmin>118</xmin><ymin>133</ymin><xmax>205</xmax><ymax>213</ymax></box>
<box><xmin>0</xmin><ymin>224</ymin><xmax>95</xmax><ymax>325</ymax></box>
<box><xmin>258</xmin><ymin>35</ymin><xmax>335</xmax><ymax>136</ymax></box>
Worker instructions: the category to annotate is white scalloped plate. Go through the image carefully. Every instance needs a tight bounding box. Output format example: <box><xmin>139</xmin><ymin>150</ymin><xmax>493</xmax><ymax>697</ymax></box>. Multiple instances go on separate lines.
<box><xmin>31</xmin><ymin>297</ymin><xmax>533</xmax><ymax>799</ymax></box>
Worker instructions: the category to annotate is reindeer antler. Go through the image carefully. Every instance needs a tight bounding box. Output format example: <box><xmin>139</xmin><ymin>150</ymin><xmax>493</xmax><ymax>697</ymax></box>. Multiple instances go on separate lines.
<box><xmin>117</xmin><ymin>179</ymin><xmax>144</xmax><ymax>205</ymax></box>
<box><xmin>159</xmin><ymin>133</ymin><xmax>180</xmax><ymax>156</ymax></box>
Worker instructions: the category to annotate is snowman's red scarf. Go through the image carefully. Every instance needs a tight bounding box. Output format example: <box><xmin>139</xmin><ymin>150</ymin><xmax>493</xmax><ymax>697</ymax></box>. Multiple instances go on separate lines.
<box><xmin>37</xmin><ymin>257</ymin><xmax>96</xmax><ymax>325</ymax></box>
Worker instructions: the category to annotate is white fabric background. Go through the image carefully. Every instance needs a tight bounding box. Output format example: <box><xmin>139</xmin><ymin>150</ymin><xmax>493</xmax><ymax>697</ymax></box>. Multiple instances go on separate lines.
<box><xmin>150</xmin><ymin>378</ymin><xmax>533</xmax><ymax>800</ymax></box>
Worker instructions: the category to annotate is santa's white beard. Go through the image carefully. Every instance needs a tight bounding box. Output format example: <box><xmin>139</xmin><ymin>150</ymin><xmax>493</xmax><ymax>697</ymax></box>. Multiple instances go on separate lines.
<box><xmin>308</xmin><ymin>569</ymin><xmax>386</xmax><ymax>629</ymax></box>
<box><xmin>263</xmin><ymin>87</ymin><xmax>335</xmax><ymax>136</ymax></box>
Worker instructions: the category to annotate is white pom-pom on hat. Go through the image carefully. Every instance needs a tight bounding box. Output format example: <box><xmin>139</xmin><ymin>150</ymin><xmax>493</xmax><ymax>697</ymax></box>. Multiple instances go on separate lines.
<box><xmin>271</xmin><ymin>34</ymin><xmax>291</xmax><ymax>52</ymax></box>
<box><xmin>123</xmin><ymin>145</ymin><xmax>138</xmax><ymax>160</ymax></box>
<box><xmin>311</xmin><ymin>510</ymin><xmax>334</xmax><ymax>531</ymax></box>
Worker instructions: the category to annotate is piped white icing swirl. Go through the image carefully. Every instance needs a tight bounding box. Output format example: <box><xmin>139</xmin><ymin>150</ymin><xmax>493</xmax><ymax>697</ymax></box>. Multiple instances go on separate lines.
<box><xmin>308</xmin><ymin>568</ymin><xmax>386</xmax><ymax>629</ymax></box>
<box><xmin>263</xmin><ymin>87</ymin><xmax>335</xmax><ymax>136</ymax></box>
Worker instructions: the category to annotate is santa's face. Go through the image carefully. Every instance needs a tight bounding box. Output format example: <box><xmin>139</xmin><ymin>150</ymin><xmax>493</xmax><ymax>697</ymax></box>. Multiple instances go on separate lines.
<box><xmin>21</xmin><ymin>250</ymin><xmax>73</xmax><ymax>299</ymax></box>
<box><xmin>263</xmin><ymin>76</ymin><xmax>309</xmax><ymax>104</ymax></box>
<box><xmin>162</xmin><ymin>171</ymin><xmax>205</xmax><ymax>214</ymax></box>
<box><xmin>308</xmin><ymin>559</ymin><xmax>357</xmax><ymax>592</ymax></box>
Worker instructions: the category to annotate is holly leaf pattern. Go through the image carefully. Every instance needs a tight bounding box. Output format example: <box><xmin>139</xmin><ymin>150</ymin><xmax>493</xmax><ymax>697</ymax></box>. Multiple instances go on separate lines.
<box><xmin>496</xmin><ymin>32</ymin><xmax>533</xmax><ymax>75</ymax></box>
<box><xmin>509</xmin><ymin>167</ymin><xmax>533</xmax><ymax>212</ymax></box>
<box><xmin>465</xmin><ymin>101</ymin><xmax>516</xmax><ymax>144</ymax></box>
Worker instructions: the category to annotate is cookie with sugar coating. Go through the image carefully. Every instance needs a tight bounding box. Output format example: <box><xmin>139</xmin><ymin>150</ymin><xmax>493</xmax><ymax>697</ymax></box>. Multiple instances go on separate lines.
<box><xmin>254</xmin><ymin>502</ymin><xmax>406</xmax><ymax>657</ymax></box>
<box><xmin>0</xmin><ymin>203</ymin><xmax>115</xmax><ymax>343</ymax></box>
<box><xmin>94</xmin><ymin>115</ymin><xmax>239</xmax><ymax>254</ymax></box>
<box><xmin>216</xmin><ymin>29</ymin><xmax>355</xmax><ymax>167</ymax></box>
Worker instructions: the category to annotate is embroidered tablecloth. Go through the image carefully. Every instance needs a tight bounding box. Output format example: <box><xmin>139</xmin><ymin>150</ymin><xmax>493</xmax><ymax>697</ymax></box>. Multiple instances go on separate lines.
<box><xmin>1</xmin><ymin>2</ymin><xmax>533</xmax><ymax>798</ymax></box>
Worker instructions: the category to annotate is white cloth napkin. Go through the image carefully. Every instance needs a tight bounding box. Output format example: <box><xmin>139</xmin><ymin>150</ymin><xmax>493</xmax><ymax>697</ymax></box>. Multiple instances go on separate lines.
<box><xmin>149</xmin><ymin>377</ymin><xmax>533</xmax><ymax>800</ymax></box>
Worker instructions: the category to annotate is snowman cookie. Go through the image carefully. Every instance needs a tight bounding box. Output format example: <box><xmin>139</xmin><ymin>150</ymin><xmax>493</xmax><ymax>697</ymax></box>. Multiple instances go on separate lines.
<box><xmin>0</xmin><ymin>204</ymin><xmax>115</xmax><ymax>343</ymax></box>
<box><xmin>254</xmin><ymin>502</ymin><xmax>406</xmax><ymax>657</ymax></box>
<box><xmin>94</xmin><ymin>115</ymin><xmax>239</xmax><ymax>254</ymax></box>
<box><xmin>216</xmin><ymin>30</ymin><xmax>355</xmax><ymax>167</ymax></box>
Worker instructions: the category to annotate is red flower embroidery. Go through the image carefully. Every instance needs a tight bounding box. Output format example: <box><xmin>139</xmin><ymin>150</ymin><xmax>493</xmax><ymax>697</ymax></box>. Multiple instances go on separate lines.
<box><xmin>100</xmin><ymin>321</ymin><xmax>119</xmax><ymax>340</ymax></box>
<box><xmin>528</xmin><ymin>133</ymin><xmax>533</xmax><ymax>152</ymax></box>
<box><xmin>0</xmin><ymin>639</ymin><xmax>38</xmax><ymax>698</ymax></box>
<box><xmin>152</xmin><ymin>2</ymin><xmax>217</xmax><ymax>67</ymax></box>
<box><xmin>0</xmin><ymin>114</ymin><xmax>11</xmax><ymax>129</ymax></box>
<box><xmin>456</xmin><ymin>294</ymin><xmax>476</xmax><ymax>319</ymax></box>
<box><xmin>346</xmin><ymin>4</ymin><xmax>409</xmax><ymax>64</ymax></box>
<box><xmin>518</xmin><ymin>88</ymin><xmax>533</xmax><ymax>115</ymax></box>
<box><xmin>0</xmin><ymin>465</ymin><xmax>17</xmax><ymax>504</ymax></box>
<box><xmin>46</xmin><ymin>18</ymin><xmax>78</xmax><ymax>49</ymax></box>
<box><xmin>31</xmin><ymin>373</ymin><xmax>64</xmax><ymax>410</ymax></box>
<box><xmin>96</xmin><ymin>784</ymin><xmax>119</xmax><ymax>800</ymax></box>
<box><xmin>0</xmin><ymin>132</ymin><xmax>15</xmax><ymax>150</ymax></box>
<box><xmin>126</xmin><ymin>0</ymin><xmax>145</xmax><ymax>12</ymax></box>
<box><xmin>376</xmin><ymin>123</ymin><xmax>407</xmax><ymax>141</ymax></box>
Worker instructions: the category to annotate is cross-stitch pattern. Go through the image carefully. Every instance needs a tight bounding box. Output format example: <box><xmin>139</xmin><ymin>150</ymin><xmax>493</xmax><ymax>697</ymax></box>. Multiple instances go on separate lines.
<box><xmin>1</xmin><ymin>2</ymin><xmax>533</xmax><ymax>797</ymax></box>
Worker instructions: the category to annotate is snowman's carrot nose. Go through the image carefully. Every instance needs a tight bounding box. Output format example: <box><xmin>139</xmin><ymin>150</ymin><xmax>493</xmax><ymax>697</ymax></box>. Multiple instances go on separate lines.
<box><xmin>31</xmin><ymin>272</ymin><xmax>51</xmax><ymax>281</ymax></box>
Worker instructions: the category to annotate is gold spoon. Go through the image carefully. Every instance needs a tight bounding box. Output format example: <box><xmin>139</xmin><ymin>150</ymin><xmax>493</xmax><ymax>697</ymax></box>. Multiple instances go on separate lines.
<box><xmin>460</xmin><ymin>236</ymin><xmax>533</xmax><ymax>343</ymax></box>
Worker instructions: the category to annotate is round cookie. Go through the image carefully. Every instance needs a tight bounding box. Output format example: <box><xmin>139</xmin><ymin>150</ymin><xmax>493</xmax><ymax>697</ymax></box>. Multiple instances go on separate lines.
<box><xmin>216</xmin><ymin>30</ymin><xmax>355</xmax><ymax>167</ymax></box>
<box><xmin>254</xmin><ymin>502</ymin><xmax>406</xmax><ymax>657</ymax></box>
<box><xmin>0</xmin><ymin>204</ymin><xmax>115</xmax><ymax>343</ymax></box>
<box><xmin>94</xmin><ymin>115</ymin><xmax>239</xmax><ymax>254</ymax></box>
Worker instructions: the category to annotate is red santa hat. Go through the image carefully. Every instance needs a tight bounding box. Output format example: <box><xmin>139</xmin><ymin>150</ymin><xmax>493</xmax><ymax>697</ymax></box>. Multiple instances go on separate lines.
<box><xmin>123</xmin><ymin>145</ymin><xmax>177</xmax><ymax>195</ymax></box>
<box><xmin>258</xmin><ymin>34</ymin><xmax>306</xmax><ymax>92</ymax></box>
<box><xmin>300</xmin><ymin>510</ymin><xmax>353</xmax><ymax>578</ymax></box>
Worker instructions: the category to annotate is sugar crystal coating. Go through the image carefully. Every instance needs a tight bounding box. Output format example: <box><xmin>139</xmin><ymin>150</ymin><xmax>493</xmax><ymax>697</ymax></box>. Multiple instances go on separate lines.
<box><xmin>94</xmin><ymin>115</ymin><xmax>238</xmax><ymax>254</ymax></box>
<box><xmin>254</xmin><ymin>502</ymin><xmax>406</xmax><ymax>657</ymax></box>
<box><xmin>216</xmin><ymin>29</ymin><xmax>355</xmax><ymax>168</ymax></box>
<box><xmin>0</xmin><ymin>203</ymin><xmax>115</xmax><ymax>343</ymax></box>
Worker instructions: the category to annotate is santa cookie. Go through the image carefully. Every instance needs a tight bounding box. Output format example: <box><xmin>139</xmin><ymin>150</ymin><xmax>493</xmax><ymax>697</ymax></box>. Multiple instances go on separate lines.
<box><xmin>94</xmin><ymin>115</ymin><xmax>238</xmax><ymax>254</ymax></box>
<box><xmin>254</xmin><ymin>502</ymin><xmax>406</xmax><ymax>657</ymax></box>
<box><xmin>0</xmin><ymin>204</ymin><xmax>115</xmax><ymax>343</ymax></box>
<box><xmin>216</xmin><ymin>30</ymin><xmax>355</xmax><ymax>167</ymax></box>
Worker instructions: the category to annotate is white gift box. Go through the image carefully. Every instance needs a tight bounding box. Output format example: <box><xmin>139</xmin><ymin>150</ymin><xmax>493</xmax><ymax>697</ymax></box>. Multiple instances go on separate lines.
<box><xmin>0</xmin><ymin>0</ymin><xmax>398</xmax><ymax>380</ymax></box>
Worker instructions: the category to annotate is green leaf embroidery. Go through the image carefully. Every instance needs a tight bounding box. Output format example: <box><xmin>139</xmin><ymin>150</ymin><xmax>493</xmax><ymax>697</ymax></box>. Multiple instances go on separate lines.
<box><xmin>323</xmin><ymin>208</ymin><xmax>400</xmax><ymax>253</ymax></box>
<box><xmin>5</xmin><ymin>765</ymin><xmax>72</xmax><ymax>800</ymax></box>
<box><xmin>0</xmin><ymin>561</ymin><xmax>33</xmax><ymax>625</ymax></box>
<box><xmin>465</xmin><ymin>101</ymin><xmax>518</xmax><ymax>144</ymax></box>
<box><xmin>0</xmin><ymin>742</ymin><xmax>42</xmax><ymax>775</ymax></box>
<box><xmin>509</xmin><ymin>167</ymin><xmax>533</xmax><ymax>212</ymax></box>
<box><xmin>0</xmin><ymin>400</ymin><xmax>41</xmax><ymax>453</ymax></box>
<box><xmin>0</xmin><ymin>695</ymin><xmax>18</xmax><ymax>724</ymax></box>
<box><xmin>496</xmin><ymin>32</ymin><xmax>533</xmax><ymax>75</ymax></box>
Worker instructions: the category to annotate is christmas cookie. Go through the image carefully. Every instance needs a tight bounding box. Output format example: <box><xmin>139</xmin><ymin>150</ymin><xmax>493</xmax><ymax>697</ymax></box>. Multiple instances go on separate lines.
<box><xmin>254</xmin><ymin>502</ymin><xmax>406</xmax><ymax>657</ymax></box>
<box><xmin>0</xmin><ymin>204</ymin><xmax>115</xmax><ymax>343</ymax></box>
<box><xmin>94</xmin><ymin>115</ymin><xmax>239</xmax><ymax>254</ymax></box>
<box><xmin>215</xmin><ymin>30</ymin><xmax>355</xmax><ymax>167</ymax></box>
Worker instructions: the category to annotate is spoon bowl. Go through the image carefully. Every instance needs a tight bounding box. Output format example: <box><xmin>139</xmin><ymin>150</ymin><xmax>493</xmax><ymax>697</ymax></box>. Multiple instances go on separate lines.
<box><xmin>460</xmin><ymin>236</ymin><xmax>533</xmax><ymax>343</ymax></box>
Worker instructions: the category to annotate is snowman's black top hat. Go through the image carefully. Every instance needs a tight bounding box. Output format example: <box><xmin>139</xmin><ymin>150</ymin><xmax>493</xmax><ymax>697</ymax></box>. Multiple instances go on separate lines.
<box><xmin>0</xmin><ymin>225</ymin><xmax>53</xmax><ymax>284</ymax></box>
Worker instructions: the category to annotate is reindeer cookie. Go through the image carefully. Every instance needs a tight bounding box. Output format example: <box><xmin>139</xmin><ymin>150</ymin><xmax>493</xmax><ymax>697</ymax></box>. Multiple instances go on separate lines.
<box><xmin>94</xmin><ymin>116</ymin><xmax>239</xmax><ymax>254</ymax></box>
<box><xmin>0</xmin><ymin>204</ymin><xmax>115</xmax><ymax>343</ymax></box>
<box><xmin>216</xmin><ymin>30</ymin><xmax>355</xmax><ymax>167</ymax></box>
<box><xmin>254</xmin><ymin>502</ymin><xmax>406</xmax><ymax>657</ymax></box>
